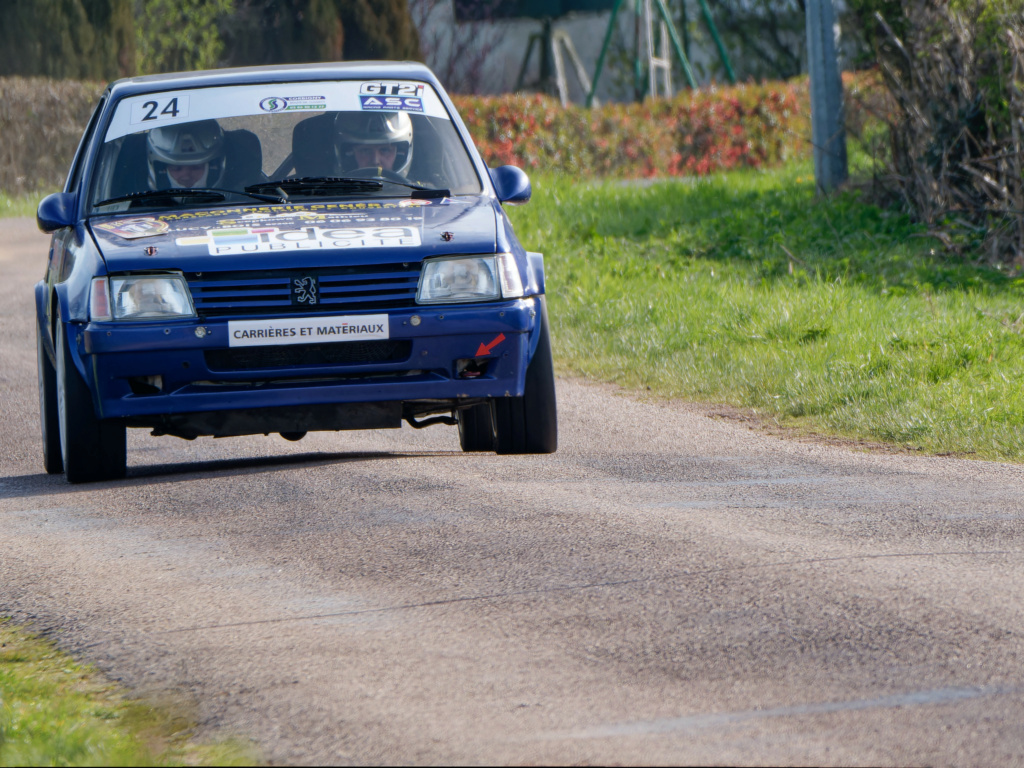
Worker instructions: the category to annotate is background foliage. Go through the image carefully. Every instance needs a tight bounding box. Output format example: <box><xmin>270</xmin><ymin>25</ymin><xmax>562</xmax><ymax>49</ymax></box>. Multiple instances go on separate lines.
<box><xmin>220</xmin><ymin>0</ymin><xmax>420</xmax><ymax>70</ymax></box>
<box><xmin>0</xmin><ymin>0</ymin><xmax>134</xmax><ymax>80</ymax></box>
<box><xmin>136</xmin><ymin>0</ymin><xmax>234</xmax><ymax>74</ymax></box>
<box><xmin>844</xmin><ymin>0</ymin><xmax>1024</xmax><ymax>267</ymax></box>
<box><xmin>0</xmin><ymin>0</ymin><xmax>421</xmax><ymax>79</ymax></box>
<box><xmin>695</xmin><ymin>0</ymin><xmax>806</xmax><ymax>82</ymax></box>
<box><xmin>0</xmin><ymin>78</ymin><xmax>103</xmax><ymax>196</ymax></box>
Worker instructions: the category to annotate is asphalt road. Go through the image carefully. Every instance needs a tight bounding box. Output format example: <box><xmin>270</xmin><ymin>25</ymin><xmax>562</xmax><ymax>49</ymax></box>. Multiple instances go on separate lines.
<box><xmin>3</xmin><ymin>217</ymin><xmax>1024</xmax><ymax>765</ymax></box>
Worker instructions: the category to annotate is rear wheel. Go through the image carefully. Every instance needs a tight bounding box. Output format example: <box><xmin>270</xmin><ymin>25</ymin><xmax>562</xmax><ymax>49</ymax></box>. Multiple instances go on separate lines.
<box><xmin>458</xmin><ymin>403</ymin><xmax>495</xmax><ymax>452</ymax></box>
<box><xmin>56</xmin><ymin>320</ymin><xmax>127</xmax><ymax>483</ymax></box>
<box><xmin>493</xmin><ymin>298</ymin><xmax>557</xmax><ymax>455</ymax></box>
<box><xmin>37</xmin><ymin>324</ymin><xmax>63</xmax><ymax>474</ymax></box>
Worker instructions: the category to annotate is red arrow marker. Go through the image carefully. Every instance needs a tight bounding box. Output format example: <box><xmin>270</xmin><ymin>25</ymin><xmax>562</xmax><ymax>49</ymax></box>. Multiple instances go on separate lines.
<box><xmin>475</xmin><ymin>333</ymin><xmax>505</xmax><ymax>356</ymax></box>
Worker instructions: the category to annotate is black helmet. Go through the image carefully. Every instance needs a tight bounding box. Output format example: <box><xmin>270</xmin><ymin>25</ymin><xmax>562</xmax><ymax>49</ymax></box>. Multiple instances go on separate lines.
<box><xmin>335</xmin><ymin>111</ymin><xmax>413</xmax><ymax>175</ymax></box>
<box><xmin>146</xmin><ymin>119</ymin><xmax>226</xmax><ymax>189</ymax></box>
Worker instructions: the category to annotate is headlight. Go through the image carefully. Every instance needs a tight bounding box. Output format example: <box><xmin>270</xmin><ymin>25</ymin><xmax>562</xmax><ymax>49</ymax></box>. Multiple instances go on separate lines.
<box><xmin>416</xmin><ymin>253</ymin><xmax>524</xmax><ymax>304</ymax></box>
<box><xmin>98</xmin><ymin>274</ymin><xmax>196</xmax><ymax>321</ymax></box>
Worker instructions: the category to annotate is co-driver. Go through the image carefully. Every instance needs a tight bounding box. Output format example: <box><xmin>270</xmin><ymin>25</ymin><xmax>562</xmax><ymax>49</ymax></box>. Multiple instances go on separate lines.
<box><xmin>334</xmin><ymin>111</ymin><xmax>414</xmax><ymax>177</ymax></box>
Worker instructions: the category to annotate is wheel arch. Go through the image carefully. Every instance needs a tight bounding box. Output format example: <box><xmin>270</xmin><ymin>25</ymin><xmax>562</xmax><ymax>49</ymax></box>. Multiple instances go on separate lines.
<box><xmin>53</xmin><ymin>284</ymin><xmax>93</xmax><ymax>387</ymax></box>
<box><xmin>526</xmin><ymin>251</ymin><xmax>545</xmax><ymax>296</ymax></box>
<box><xmin>525</xmin><ymin>294</ymin><xmax>550</xmax><ymax>367</ymax></box>
<box><xmin>34</xmin><ymin>281</ymin><xmax>54</xmax><ymax>364</ymax></box>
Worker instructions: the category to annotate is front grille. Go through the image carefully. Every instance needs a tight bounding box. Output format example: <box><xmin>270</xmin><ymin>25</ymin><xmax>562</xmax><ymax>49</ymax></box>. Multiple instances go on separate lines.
<box><xmin>188</xmin><ymin>263</ymin><xmax>420</xmax><ymax>318</ymax></box>
<box><xmin>205</xmin><ymin>340</ymin><xmax>412</xmax><ymax>371</ymax></box>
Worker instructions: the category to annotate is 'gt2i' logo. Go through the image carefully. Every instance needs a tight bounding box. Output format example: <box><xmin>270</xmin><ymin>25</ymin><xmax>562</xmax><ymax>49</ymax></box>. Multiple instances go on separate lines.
<box><xmin>359</xmin><ymin>81</ymin><xmax>425</xmax><ymax>98</ymax></box>
<box><xmin>291</xmin><ymin>276</ymin><xmax>319</xmax><ymax>305</ymax></box>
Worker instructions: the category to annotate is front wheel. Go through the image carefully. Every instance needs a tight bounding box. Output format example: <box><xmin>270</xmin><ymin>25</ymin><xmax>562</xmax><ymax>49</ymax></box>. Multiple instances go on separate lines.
<box><xmin>493</xmin><ymin>298</ymin><xmax>558</xmax><ymax>455</ymax></box>
<box><xmin>55</xmin><ymin>320</ymin><xmax>127</xmax><ymax>483</ymax></box>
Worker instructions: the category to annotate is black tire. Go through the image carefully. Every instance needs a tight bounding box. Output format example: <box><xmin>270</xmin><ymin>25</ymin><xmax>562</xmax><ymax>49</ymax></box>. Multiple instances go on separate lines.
<box><xmin>55</xmin><ymin>320</ymin><xmax>127</xmax><ymax>483</ymax></box>
<box><xmin>493</xmin><ymin>298</ymin><xmax>557</xmax><ymax>455</ymax></box>
<box><xmin>458</xmin><ymin>403</ymin><xmax>495</xmax><ymax>452</ymax></box>
<box><xmin>37</xmin><ymin>323</ymin><xmax>63</xmax><ymax>474</ymax></box>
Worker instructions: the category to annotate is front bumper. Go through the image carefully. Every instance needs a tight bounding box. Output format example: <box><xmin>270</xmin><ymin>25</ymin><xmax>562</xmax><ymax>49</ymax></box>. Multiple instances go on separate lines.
<box><xmin>74</xmin><ymin>298</ymin><xmax>539</xmax><ymax>424</ymax></box>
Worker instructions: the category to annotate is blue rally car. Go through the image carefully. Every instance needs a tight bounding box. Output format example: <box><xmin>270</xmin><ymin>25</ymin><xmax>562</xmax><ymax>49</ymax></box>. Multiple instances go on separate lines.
<box><xmin>35</xmin><ymin>62</ymin><xmax>557</xmax><ymax>483</ymax></box>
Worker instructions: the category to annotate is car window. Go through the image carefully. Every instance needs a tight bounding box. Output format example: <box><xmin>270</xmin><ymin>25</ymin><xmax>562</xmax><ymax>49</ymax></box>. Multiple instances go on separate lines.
<box><xmin>66</xmin><ymin>95</ymin><xmax>107</xmax><ymax>194</ymax></box>
<box><xmin>89</xmin><ymin>80</ymin><xmax>482</xmax><ymax>213</ymax></box>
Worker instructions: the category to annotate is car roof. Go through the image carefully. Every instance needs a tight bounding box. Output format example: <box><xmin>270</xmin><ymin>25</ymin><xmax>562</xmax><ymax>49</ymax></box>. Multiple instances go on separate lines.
<box><xmin>106</xmin><ymin>61</ymin><xmax>441</xmax><ymax>99</ymax></box>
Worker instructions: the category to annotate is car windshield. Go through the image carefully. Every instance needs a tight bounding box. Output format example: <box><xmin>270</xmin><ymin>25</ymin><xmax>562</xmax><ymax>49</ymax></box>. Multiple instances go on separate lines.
<box><xmin>88</xmin><ymin>79</ymin><xmax>482</xmax><ymax>213</ymax></box>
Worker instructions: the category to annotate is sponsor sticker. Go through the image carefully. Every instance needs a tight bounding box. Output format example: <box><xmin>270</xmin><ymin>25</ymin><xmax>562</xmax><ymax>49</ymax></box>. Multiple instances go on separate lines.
<box><xmin>359</xmin><ymin>81</ymin><xmax>425</xmax><ymax>97</ymax></box>
<box><xmin>228</xmin><ymin>314</ymin><xmax>389</xmax><ymax>347</ymax></box>
<box><xmin>215</xmin><ymin>208</ymin><xmax>425</xmax><ymax>225</ymax></box>
<box><xmin>156</xmin><ymin>201</ymin><xmax>417</xmax><ymax>223</ymax></box>
<box><xmin>94</xmin><ymin>217</ymin><xmax>170</xmax><ymax>239</ymax></box>
<box><xmin>259</xmin><ymin>95</ymin><xmax>327</xmax><ymax>112</ymax></box>
<box><xmin>177</xmin><ymin>225</ymin><xmax>421</xmax><ymax>255</ymax></box>
<box><xmin>360</xmin><ymin>95</ymin><xmax>423</xmax><ymax>112</ymax></box>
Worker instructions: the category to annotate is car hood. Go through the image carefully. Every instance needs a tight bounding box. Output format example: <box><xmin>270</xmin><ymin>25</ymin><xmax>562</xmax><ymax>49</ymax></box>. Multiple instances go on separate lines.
<box><xmin>89</xmin><ymin>196</ymin><xmax>498</xmax><ymax>273</ymax></box>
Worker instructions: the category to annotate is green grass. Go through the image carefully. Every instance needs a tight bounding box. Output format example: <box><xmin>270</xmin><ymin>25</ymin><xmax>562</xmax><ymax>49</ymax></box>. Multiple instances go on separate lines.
<box><xmin>508</xmin><ymin>159</ymin><xmax>1024</xmax><ymax>461</ymax></box>
<box><xmin>0</xmin><ymin>193</ymin><xmax>44</xmax><ymax>219</ymax></box>
<box><xmin>0</xmin><ymin>620</ymin><xmax>257</xmax><ymax>766</ymax></box>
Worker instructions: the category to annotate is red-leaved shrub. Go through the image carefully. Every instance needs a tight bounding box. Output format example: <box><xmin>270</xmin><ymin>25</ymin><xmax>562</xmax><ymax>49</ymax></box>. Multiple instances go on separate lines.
<box><xmin>453</xmin><ymin>71</ymin><xmax>885</xmax><ymax>179</ymax></box>
<box><xmin>453</xmin><ymin>79</ymin><xmax>809</xmax><ymax>179</ymax></box>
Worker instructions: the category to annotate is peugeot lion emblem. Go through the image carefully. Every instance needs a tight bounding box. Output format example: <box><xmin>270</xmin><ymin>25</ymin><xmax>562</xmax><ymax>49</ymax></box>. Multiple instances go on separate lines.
<box><xmin>291</xmin><ymin>275</ymin><xmax>318</xmax><ymax>305</ymax></box>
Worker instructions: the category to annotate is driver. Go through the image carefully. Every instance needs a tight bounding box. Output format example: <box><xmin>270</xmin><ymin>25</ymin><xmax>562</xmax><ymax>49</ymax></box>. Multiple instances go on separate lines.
<box><xmin>146</xmin><ymin>119</ymin><xmax>227</xmax><ymax>190</ymax></box>
<box><xmin>334</xmin><ymin>111</ymin><xmax>413</xmax><ymax>176</ymax></box>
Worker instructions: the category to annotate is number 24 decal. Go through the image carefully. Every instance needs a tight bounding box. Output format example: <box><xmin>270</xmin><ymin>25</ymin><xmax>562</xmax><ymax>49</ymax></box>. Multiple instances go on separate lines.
<box><xmin>141</xmin><ymin>98</ymin><xmax>180</xmax><ymax>120</ymax></box>
<box><xmin>130</xmin><ymin>95</ymin><xmax>189</xmax><ymax>125</ymax></box>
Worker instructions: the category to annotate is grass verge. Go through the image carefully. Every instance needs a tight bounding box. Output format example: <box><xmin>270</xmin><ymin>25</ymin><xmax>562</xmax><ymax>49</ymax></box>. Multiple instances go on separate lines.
<box><xmin>0</xmin><ymin>193</ymin><xmax>44</xmax><ymax>219</ymax></box>
<box><xmin>508</xmin><ymin>159</ymin><xmax>1024</xmax><ymax>462</ymax></box>
<box><xmin>0</xmin><ymin>619</ymin><xmax>256</xmax><ymax>766</ymax></box>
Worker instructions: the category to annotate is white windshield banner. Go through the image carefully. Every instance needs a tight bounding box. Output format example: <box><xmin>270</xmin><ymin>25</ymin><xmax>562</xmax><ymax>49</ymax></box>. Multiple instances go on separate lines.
<box><xmin>104</xmin><ymin>80</ymin><xmax>449</xmax><ymax>142</ymax></box>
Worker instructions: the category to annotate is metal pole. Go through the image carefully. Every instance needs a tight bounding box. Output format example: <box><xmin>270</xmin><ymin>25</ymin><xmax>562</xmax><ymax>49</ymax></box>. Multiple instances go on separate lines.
<box><xmin>680</xmin><ymin>0</ymin><xmax>691</xmax><ymax>62</ymax></box>
<box><xmin>644</xmin><ymin>0</ymin><xmax>656</xmax><ymax>98</ymax></box>
<box><xmin>651</xmin><ymin>0</ymin><xmax>698</xmax><ymax>88</ymax></box>
<box><xmin>806</xmin><ymin>0</ymin><xmax>848</xmax><ymax>192</ymax></box>
<box><xmin>587</xmin><ymin>0</ymin><xmax>625</xmax><ymax>107</ymax></box>
<box><xmin>634</xmin><ymin>0</ymin><xmax>644</xmax><ymax>100</ymax></box>
<box><xmin>515</xmin><ymin>35</ymin><xmax>539</xmax><ymax>91</ymax></box>
<box><xmin>539</xmin><ymin>18</ymin><xmax>554</xmax><ymax>96</ymax></box>
<box><xmin>695</xmin><ymin>0</ymin><xmax>736</xmax><ymax>84</ymax></box>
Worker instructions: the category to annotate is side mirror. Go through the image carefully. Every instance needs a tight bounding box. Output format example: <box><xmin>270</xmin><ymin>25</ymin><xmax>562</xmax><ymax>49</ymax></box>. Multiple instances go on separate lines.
<box><xmin>37</xmin><ymin>192</ymin><xmax>77</xmax><ymax>233</ymax></box>
<box><xmin>488</xmin><ymin>165</ymin><xmax>531</xmax><ymax>205</ymax></box>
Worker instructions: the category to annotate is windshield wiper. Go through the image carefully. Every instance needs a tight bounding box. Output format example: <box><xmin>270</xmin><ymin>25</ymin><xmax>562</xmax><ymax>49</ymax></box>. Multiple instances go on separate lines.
<box><xmin>94</xmin><ymin>187</ymin><xmax>284</xmax><ymax>208</ymax></box>
<box><xmin>246</xmin><ymin>176</ymin><xmax>450</xmax><ymax>200</ymax></box>
<box><xmin>376</xmin><ymin>179</ymin><xmax>452</xmax><ymax>198</ymax></box>
<box><xmin>246</xmin><ymin>177</ymin><xmax>384</xmax><ymax>198</ymax></box>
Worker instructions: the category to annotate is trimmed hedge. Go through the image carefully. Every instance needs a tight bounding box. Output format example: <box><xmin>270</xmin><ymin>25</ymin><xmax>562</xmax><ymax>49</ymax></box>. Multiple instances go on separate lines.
<box><xmin>0</xmin><ymin>77</ymin><xmax>104</xmax><ymax>195</ymax></box>
<box><xmin>451</xmin><ymin>81</ymin><xmax>809</xmax><ymax>179</ymax></box>
<box><xmin>0</xmin><ymin>72</ymin><xmax>882</xmax><ymax>195</ymax></box>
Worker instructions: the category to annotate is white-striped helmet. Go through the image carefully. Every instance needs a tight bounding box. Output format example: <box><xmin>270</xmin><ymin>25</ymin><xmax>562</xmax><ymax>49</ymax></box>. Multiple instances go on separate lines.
<box><xmin>335</xmin><ymin>111</ymin><xmax>413</xmax><ymax>175</ymax></box>
<box><xmin>146</xmin><ymin>119</ymin><xmax>226</xmax><ymax>189</ymax></box>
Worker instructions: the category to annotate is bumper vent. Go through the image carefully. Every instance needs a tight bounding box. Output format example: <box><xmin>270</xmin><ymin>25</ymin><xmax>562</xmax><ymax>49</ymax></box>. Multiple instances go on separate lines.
<box><xmin>205</xmin><ymin>340</ymin><xmax>412</xmax><ymax>371</ymax></box>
